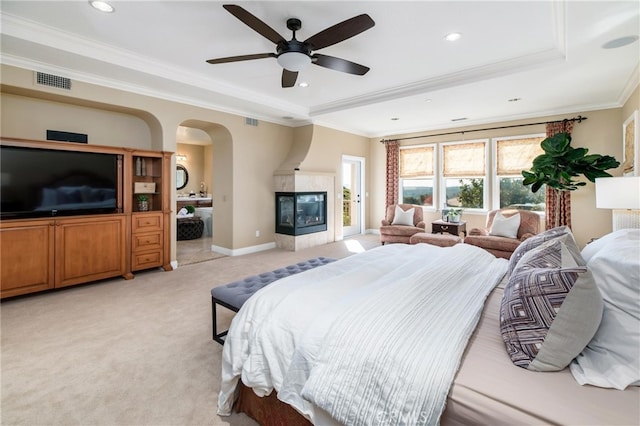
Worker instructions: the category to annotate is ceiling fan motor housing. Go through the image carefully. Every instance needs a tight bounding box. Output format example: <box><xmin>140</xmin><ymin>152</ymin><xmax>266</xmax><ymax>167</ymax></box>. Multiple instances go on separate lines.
<box><xmin>277</xmin><ymin>40</ymin><xmax>312</xmax><ymax>56</ymax></box>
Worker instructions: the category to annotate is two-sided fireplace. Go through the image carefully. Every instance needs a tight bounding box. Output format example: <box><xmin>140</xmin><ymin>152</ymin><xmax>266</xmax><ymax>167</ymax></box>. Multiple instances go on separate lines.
<box><xmin>275</xmin><ymin>192</ymin><xmax>327</xmax><ymax>236</ymax></box>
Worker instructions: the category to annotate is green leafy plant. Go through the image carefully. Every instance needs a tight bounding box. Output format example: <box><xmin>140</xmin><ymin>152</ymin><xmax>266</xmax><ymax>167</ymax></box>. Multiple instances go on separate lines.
<box><xmin>522</xmin><ymin>132</ymin><xmax>619</xmax><ymax>224</ymax></box>
<box><xmin>458</xmin><ymin>178</ymin><xmax>484</xmax><ymax>208</ymax></box>
<box><xmin>447</xmin><ymin>207</ymin><xmax>463</xmax><ymax>222</ymax></box>
<box><xmin>185</xmin><ymin>205</ymin><xmax>196</xmax><ymax>214</ymax></box>
<box><xmin>136</xmin><ymin>194</ymin><xmax>149</xmax><ymax>202</ymax></box>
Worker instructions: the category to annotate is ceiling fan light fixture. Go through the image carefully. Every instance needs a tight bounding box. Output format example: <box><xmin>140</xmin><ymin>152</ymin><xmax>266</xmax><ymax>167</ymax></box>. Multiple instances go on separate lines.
<box><xmin>277</xmin><ymin>52</ymin><xmax>311</xmax><ymax>72</ymax></box>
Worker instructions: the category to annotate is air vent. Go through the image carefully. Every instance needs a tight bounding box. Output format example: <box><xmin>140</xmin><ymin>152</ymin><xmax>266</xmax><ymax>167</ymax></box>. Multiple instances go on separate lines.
<box><xmin>35</xmin><ymin>72</ymin><xmax>72</xmax><ymax>90</ymax></box>
<box><xmin>245</xmin><ymin>117</ymin><xmax>258</xmax><ymax>127</ymax></box>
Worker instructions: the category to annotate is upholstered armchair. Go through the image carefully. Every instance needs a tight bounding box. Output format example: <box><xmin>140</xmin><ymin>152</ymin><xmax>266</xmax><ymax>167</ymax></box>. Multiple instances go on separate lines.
<box><xmin>464</xmin><ymin>209</ymin><xmax>541</xmax><ymax>259</ymax></box>
<box><xmin>379</xmin><ymin>204</ymin><xmax>425</xmax><ymax>245</ymax></box>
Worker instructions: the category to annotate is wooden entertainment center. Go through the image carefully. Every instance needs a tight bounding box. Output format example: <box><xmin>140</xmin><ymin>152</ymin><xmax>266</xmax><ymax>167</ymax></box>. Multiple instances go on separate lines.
<box><xmin>0</xmin><ymin>138</ymin><xmax>173</xmax><ymax>299</ymax></box>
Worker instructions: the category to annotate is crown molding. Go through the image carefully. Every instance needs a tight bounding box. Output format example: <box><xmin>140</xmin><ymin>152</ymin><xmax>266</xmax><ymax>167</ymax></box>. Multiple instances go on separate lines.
<box><xmin>309</xmin><ymin>48</ymin><xmax>565</xmax><ymax>117</ymax></box>
<box><xmin>619</xmin><ymin>63</ymin><xmax>640</xmax><ymax>106</ymax></box>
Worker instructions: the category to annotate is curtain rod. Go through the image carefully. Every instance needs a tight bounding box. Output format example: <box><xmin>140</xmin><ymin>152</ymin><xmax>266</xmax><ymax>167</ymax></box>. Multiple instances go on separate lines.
<box><xmin>379</xmin><ymin>115</ymin><xmax>587</xmax><ymax>143</ymax></box>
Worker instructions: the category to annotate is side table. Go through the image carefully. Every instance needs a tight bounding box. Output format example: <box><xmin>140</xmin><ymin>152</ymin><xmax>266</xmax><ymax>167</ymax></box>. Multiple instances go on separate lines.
<box><xmin>432</xmin><ymin>220</ymin><xmax>467</xmax><ymax>237</ymax></box>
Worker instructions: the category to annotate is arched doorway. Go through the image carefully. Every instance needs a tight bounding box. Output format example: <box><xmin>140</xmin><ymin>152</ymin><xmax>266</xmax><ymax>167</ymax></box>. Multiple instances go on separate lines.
<box><xmin>175</xmin><ymin>121</ymin><xmax>232</xmax><ymax>266</ymax></box>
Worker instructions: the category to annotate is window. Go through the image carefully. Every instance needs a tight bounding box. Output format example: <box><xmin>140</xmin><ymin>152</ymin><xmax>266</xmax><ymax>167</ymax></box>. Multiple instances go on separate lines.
<box><xmin>494</xmin><ymin>135</ymin><xmax>546</xmax><ymax>211</ymax></box>
<box><xmin>399</xmin><ymin>145</ymin><xmax>435</xmax><ymax>206</ymax></box>
<box><xmin>442</xmin><ymin>141</ymin><xmax>487</xmax><ymax>209</ymax></box>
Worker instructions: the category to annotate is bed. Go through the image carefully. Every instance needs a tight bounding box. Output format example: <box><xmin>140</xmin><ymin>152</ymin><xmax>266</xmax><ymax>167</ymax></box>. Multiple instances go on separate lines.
<box><xmin>217</xmin><ymin>228</ymin><xmax>640</xmax><ymax>425</ymax></box>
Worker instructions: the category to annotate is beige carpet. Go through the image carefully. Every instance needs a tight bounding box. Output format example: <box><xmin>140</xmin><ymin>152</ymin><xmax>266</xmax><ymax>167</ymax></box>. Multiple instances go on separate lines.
<box><xmin>1</xmin><ymin>234</ymin><xmax>380</xmax><ymax>426</ymax></box>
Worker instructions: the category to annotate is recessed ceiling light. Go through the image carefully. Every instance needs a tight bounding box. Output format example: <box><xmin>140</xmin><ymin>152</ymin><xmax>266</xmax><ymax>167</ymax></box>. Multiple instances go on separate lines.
<box><xmin>451</xmin><ymin>117</ymin><xmax>467</xmax><ymax>122</ymax></box>
<box><xmin>391</xmin><ymin>117</ymin><xmax>400</xmax><ymax>121</ymax></box>
<box><xmin>89</xmin><ymin>1</ymin><xmax>115</xmax><ymax>13</ymax></box>
<box><xmin>282</xmin><ymin>116</ymin><xmax>294</xmax><ymax>120</ymax></box>
<box><xmin>298</xmin><ymin>82</ymin><xmax>309</xmax><ymax>88</ymax></box>
<box><xmin>444</xmin><ymin>32</ymin><xmax>462</xmax><ymax>42</ymax></box>
<box><xmin>425</xmin><ymin>98</ymin><xmax>432</xmax><ymax>103</ymax></box>
<box><xmin>508</xmin><ymin>98</ymin><xmax>522</xmax><ymax>102</ymax></box>
<box><xmin>602</xmin><ymin>35</ymin><xmax>639</xmax><ymax>49</ymax></box>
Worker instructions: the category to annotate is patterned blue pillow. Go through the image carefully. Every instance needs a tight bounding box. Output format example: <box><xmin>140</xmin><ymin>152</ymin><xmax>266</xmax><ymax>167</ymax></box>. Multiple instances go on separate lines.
<box><xmin>500</xmin><ymin>237</ymin><xmax>603</xmax><ymax>371</ymax></box>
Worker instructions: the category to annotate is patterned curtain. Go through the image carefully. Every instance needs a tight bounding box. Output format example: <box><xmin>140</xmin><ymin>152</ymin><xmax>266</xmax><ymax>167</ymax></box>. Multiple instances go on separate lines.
<box><xmin>545</xmin><ymin>120</ymin><xmax>575</xmax><ymax>229</ymax></box>
<box><xmin>384</xmin><ymin>140</ymin><xmax>400</xmax><ymax>209</ymax></box>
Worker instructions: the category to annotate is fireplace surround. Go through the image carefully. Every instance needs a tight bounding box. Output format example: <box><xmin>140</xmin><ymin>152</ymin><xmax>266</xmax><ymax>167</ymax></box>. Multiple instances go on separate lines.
<box><xmin>276</xmin><ymin>192</ymin><xmax>327</xmax><ymax>236</ymax></box>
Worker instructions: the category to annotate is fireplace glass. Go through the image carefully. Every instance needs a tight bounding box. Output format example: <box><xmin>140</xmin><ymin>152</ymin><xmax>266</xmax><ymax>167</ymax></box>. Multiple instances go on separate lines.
<box><xmin>276</xmin><ymin>192</ymin><xmax>327</xmax><ymax>236</ymax></box>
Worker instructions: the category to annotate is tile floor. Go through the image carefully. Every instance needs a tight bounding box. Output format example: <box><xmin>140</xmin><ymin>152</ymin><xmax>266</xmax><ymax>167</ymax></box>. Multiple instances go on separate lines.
<box><xmin>176</xmin><ymin>236</ymin><xmax>226</xmax><ymax>266</ymax></box>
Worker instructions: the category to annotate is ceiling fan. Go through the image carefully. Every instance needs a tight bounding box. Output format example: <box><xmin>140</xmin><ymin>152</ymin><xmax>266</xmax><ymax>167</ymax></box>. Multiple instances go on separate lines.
<box><xmin>206</xmin><ymin>4</ymin><xmax>375</xmax><ymax>88</ymax></box>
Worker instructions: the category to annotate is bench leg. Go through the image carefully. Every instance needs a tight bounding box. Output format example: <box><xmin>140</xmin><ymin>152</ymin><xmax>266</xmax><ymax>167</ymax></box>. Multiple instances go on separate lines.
<box><xmin>212</xmin><ymin>297</ymin><xmax>225</xmax><ymax>345</ymax></box>
<box><xmin>212</xmin><ymin>297</ymin><xmax>238</xmax><ymax>345</ymax></box>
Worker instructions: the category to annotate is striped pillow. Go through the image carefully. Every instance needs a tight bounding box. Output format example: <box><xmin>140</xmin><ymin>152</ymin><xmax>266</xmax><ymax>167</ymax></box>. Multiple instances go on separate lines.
<box><xmin>507</xmin><ymin>225</ymin><xmax>572</xmax><ymax>275</ymax></box>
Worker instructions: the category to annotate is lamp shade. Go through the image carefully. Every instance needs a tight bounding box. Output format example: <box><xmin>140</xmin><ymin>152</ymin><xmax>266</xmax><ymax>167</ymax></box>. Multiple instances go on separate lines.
<box><xmin>595</xmin><ymin>176</ymin><xmax>640</xmax><ymax>209</ymax></box>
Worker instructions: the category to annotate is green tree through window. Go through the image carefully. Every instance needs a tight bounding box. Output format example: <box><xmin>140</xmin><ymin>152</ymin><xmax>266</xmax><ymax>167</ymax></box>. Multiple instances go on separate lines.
<box><xmin>458</xmin><ymin>178</ymin><xmax>483</xmax><ymax>208</ymax></box>
<box><xmin>500</xmin><ymin>178</ymin><xmax>545</xmax><ymax>211</ymax></box>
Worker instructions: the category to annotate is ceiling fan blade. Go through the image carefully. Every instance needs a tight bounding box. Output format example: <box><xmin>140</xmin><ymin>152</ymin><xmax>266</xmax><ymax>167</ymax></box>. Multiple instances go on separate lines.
<box><xmin>282</xmin><ymin>69</ymin><xmax>298</xmax><ymax>88</ymax></box>
<box><xmin>304</xmin><ymin>14</ymin><xmax>375</xmax><ymax>50</ymax></box>
<box><xmin>206</xmin><ymin>53</ymin><xmax>276</xmax><ymax>64</ymax></box>
<box><xmin>223</xmin><ymin>4</ymin><xmax>286</xmax><ymax>45</ymax></box>
<box><xmin>312</xmin><ymin>54</ymin><xmax>370</xmax><ymax>75</ymax></box>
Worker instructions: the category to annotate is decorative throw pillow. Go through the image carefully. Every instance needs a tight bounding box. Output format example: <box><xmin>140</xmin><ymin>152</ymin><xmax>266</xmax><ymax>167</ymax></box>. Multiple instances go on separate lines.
<box><xmin>570</xmin><ymin>230</ymin><xmax>640</xmax><ymax>389</ymax></box>
<box><xmin>391</xmin><ymin>206</ymin><xmax>415</xmax><ymax>226</ymax></box>
<box><xmin>507</xmin><ymin>225</ymin><xmax>571</xmax><ymax>275</ymax></box>
<box><xmin>500</xmin><ymin>237</ymin><xmax>603</xmax><ymax>371</ymax></box>
<box><xmin>489</xmin><ymin>211</ymin><xmax>521</xmax><ymax>238</ymax></box>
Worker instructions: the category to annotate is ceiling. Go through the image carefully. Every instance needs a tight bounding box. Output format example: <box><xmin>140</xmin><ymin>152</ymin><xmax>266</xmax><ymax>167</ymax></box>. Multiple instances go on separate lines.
<box><xmin>1</xmin><ymin>1</ymin><xmax>638</xmax><ymax>138</ymax></box>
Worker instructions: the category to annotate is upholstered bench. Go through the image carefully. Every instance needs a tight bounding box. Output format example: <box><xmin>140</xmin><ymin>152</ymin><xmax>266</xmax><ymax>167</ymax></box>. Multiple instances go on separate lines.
<box><xmin>177</xmin><ymin>216</ymin><xmax>204</xmax><ymax>240</ymax></box>
<box><xmin>211</xmin><ymin>256</ymin><xmax>336</xmax><ymax>344</ymax></box>
<box><xmin>409</xmin><ymin>232</ymin><xmax>462</xmax><ymax>247</ymax></box>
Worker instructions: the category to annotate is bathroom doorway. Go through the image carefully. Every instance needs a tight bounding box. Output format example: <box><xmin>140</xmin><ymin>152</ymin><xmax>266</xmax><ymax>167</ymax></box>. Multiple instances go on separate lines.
<box><xmin>175</xmin><ymin>126</ymin><xmax>217</xmax><ymax>266</ymax></box>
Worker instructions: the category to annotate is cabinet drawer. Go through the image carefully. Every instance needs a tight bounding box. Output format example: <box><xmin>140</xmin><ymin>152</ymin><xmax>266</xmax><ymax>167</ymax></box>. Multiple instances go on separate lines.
<box><xmin>132</xmin><ymin>213</ymin><xmax>162</xmax><ymax>232</ymax></box>
<box><xmin>132</xmin><ymin>250</ymin><xmax>162</xmax><ymax>271</ymax></box>
<box><xmin>434</xmin><ymin>224</ymin><xmax>450</xmax><ymax>233</ymax></box>
<box><xmin>132</xmin><ymin>231</ymin><xmax>162</xmax><ymax>252</ymax></box>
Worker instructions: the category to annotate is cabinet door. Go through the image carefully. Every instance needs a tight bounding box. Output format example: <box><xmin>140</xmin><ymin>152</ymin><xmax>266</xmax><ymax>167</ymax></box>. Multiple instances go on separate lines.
<box><xmin>0</xmin><ymin>221</ymin><xmax>55</xmax><ymax>298</ymax></box>
<box><xmin>55</xmin><ymin>216</ymin><xmax>126</xmax><ymax>288</ymax></box>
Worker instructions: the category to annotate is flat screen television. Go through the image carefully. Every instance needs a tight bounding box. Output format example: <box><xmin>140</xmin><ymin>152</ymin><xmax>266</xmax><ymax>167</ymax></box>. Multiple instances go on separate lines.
<box><xmin>1</xmin><ymin>145</ymin><xmax>119</xmax><ymax>219</ymax></box>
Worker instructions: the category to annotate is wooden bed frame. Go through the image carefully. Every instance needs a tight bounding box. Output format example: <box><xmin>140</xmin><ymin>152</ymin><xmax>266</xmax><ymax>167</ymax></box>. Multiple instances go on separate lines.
<box><xmin>235</xmin><ymin>382</ymin><xmax>311</xmax><ymax>425</ymax></box>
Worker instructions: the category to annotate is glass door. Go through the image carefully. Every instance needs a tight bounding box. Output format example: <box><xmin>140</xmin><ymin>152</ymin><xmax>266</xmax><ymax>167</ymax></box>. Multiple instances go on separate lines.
<box><xmin>342</xmin><ymin>156</ymin><xmax>364</xmax><ymax>237</ymax></box>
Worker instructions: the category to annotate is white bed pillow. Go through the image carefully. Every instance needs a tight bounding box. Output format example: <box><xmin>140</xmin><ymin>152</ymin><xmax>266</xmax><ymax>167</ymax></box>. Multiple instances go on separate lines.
<box><xmin>391</xmin><ymin>206</ymin><xmax>415</xmax><ymax>226</ymax></box>
<box><xmin>500</xmin><ymin>235</ymin><xmax>602</xmax><ymax>371</ymax></box>
<box><xmin>581</xmin><ymin>228</ymin><xmax>640</xmax><ymax>263</ymax></box>
<box><xmin>570</xmin><ymin>231</ymin><xmax>640</xmax><ymax>390</ymax></box>
<box><xmin>490</xmin><ymin>211</ymin><xmax>521</xmax><ymax>238</ymax></box>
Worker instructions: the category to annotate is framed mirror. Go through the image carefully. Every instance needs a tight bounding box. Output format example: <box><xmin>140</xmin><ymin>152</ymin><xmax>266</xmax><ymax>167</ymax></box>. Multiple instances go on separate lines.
<box><xmin>176</xmin><ymin>164</ymin><xmax>189</xmax><ymax>190</ymax></box>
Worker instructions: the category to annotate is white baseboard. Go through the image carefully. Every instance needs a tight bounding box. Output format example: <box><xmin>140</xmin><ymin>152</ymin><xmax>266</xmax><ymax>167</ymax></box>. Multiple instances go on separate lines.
<box><xmin>211</xmin><ymin>242</ymin><xmax>276</xmax><ymax>257</ymax></box>
<box><xmin>366</xmin><ymin>228</ymin><xmax>380</xmax><ymax>235</ymax></box>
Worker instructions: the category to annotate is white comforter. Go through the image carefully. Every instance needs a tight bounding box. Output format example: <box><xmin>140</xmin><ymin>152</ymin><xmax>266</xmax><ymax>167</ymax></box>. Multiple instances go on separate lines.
<box><xmin>217</xmin><ymin>243</ymin><xmax>507</xmax><ymax>425</ymax></box>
